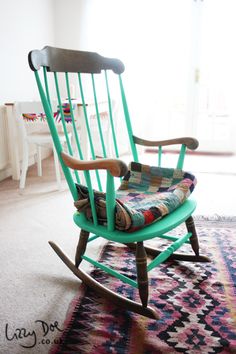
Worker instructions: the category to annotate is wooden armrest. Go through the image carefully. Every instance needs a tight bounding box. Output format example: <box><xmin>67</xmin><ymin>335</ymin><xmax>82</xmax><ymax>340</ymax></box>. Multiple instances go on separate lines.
<box><xmin>133</xmin><ymin>136</ymin><xmax>199</xmax><ymax>150</ymax></box>
<box><xmin>61</xmin><ymin>152</ymin><xmax>128</xmax><ymax>177</ymax></box>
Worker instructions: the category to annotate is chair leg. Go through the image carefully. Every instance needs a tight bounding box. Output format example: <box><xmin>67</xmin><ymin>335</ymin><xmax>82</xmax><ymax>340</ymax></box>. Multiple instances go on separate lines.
<box><xmin>136</xmin><ymin>241</ymin><xmax>149</xmax><ymax>308</ymax></box>
<box><xmin>75</xmin><ymin>229</ymin><xmax>90</xmax><ymax>267</ymax></box>
<box><xmin>36</xmin><ymin>145</ymin><xmax>42</xmax><ymax>177</ymax></box>
<box><xmin>52</xmin><ymin>145</ymin><xmax>61</xmax><ymax>190</ymax></box>
<box><xmin>185</xmin><ymin>216</ymin><xmax>199</xmax><ymax>256</ymax></box>
<box><xmin>19</xmin><ymin>142</ymin><xmax>29</xmax><ymax>190</ymax></box>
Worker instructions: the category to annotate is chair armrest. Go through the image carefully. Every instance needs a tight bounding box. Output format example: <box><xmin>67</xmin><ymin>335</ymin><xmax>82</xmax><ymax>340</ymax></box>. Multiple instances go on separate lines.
<box><xmin>61</xmin><ymin>152</ymin><xmax>128</xmax><ymax>177</ymax></box>
<box><xmin>133</xmin><ymin>136</ymin><xmax>199</xmax><ymax>150</ymax></box>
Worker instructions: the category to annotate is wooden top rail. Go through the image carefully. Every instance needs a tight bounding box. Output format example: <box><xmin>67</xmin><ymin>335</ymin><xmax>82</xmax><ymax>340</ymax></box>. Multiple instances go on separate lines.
<box><xmin>133</xmin><ymin>136</ymin><xmax>199</xmax><ymax>150</ymax></box>
<box><xmin>61</xmin><ymin>152</ymin><xmax>128</xmax><ymax>178</ymax></box>
<box><xmin>28</xmin><ymin>46</ymin><xmax>125</xmax><ymax>74</ymax></box>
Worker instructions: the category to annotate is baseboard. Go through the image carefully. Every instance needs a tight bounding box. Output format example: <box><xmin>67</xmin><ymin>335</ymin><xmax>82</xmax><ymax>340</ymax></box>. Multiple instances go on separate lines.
<box><xmin>0</xmin><ymin>165</ymin><xmax>12</xmax><ymax>181</ymax></box>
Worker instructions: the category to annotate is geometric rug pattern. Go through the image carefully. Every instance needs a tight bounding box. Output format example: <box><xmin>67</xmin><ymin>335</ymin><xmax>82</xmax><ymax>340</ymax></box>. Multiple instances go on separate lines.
<box><xmin>50</xmin><ymin>218</ymin><xmax>236</xmax><ymax>354</ymax></box>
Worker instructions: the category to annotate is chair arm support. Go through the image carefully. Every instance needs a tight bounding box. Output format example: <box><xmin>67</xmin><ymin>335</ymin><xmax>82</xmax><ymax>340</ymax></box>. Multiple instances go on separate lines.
<box><xmin>133</xmin><ymin>136</ymin><xmax>199</xmax><ymax>150</ymax></box>
<box><xmin>61</xmin><ymin>152</ymin><xmax>128</xmax><ymax>177</ymax></box>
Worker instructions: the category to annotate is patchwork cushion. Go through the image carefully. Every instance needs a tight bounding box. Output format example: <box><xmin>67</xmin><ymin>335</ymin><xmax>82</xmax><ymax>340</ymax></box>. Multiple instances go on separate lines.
<box><xmin>74</xmin><ymin>162</ymin><xmax>197</xmax><ymax>232</ymax></box>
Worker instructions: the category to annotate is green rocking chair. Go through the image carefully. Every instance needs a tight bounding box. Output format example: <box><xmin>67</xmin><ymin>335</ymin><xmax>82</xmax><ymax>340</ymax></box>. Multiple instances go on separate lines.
<box><xmin>28</xmin><ymin>46</ymin><xmax>210</xmax><ymax>319</ymax></box>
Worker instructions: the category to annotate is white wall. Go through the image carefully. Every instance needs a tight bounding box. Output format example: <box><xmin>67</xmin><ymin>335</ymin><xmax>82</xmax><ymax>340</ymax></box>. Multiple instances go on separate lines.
<box><xmin>0</xmin><ymin>0</ymin><xmax>55</xmax><ymax>105</ymax></box>
<box><xmin>0</xmin><ymin>0</ymin><xmax>127</xmax><ymax>106</ymax></box>
<box><xmin>54</xmin><ymin>0</ymin><xmax>85</xmax><ymax>50</ymax></box>
<box><xmin>0</xmin><ymin>0</ymin><xmax>90</xmax><ymax>105</ymax></box>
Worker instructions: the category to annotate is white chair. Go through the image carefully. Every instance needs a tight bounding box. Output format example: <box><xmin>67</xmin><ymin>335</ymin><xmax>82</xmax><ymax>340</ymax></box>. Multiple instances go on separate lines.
<box><xmin>14</xmin><ymin>101</ymin><xmax>72</xmax><ymax>190</ymax></box>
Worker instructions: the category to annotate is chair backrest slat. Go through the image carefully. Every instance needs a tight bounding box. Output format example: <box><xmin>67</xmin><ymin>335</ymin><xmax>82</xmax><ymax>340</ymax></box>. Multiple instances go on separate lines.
<box><xmin>78</xmin><ymin>73</ymin><xmax>96</xmax><ymax>161</ymax></box>
<box><xmin>54</xmin><ymin>73</ymin><xmax>73</xmax><ymax>155</ymax></box>
<box><xmin>91</xmin><ymin>74</ymin><xmax>107</xmax><ymax>158</ymax></box>
<box><xmin>43</xmin><ymin>67</ymin><xmax>52</xmax><ymax>111</ymax></box>
<box><xmin>177</xmin><ymin>144</ymin><xmax>187</xmax><ymax>169</ymax></box>
<box><xmin>105</xmin><ymin>71</ymin><xmax>119</xmax><ymax>158</ymax></box>
<box><xmin>85</xmin><ymin>170</ymin><xmax>98</xmax><ymax>226</ymax></box>
<box><xmin>158</xmin><ymin>146</ymin><xmax>162</xmax><ymax>167</ymax></box>
<box><xmin>65</xmin><ymin>73</ymin><xmax>84</xmax><ymax>159</ymax></box>
<box><xmin>106</xmin><ymin>172</ymin><xmax>115</xmax><ymax>231</ymax></box>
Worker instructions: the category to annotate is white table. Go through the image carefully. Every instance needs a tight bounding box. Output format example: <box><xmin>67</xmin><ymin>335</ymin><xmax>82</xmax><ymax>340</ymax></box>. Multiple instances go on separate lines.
<box><xmin>4</xmin><ymin>102</ymin><xmax>85</xmax><ymax>181</ymax></box>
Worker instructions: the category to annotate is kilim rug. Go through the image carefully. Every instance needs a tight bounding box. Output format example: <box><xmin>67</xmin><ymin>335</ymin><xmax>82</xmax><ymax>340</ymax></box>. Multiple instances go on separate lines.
<box><xmin>50</xmin><ymin>217</ymin><xmax>236</xmax><ymax>354</ymax></box>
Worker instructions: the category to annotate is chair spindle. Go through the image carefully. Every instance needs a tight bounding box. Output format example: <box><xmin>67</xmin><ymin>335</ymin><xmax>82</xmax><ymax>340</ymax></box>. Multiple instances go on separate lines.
<box><xmin>105</xmin><ymin>70</ymin><xmax>119</xmax><ymax>158</ymax></box>
<box><xmin>91</xmin><ymin>73</ymin><xmax>107</xmax><ymax>158</ymax></box>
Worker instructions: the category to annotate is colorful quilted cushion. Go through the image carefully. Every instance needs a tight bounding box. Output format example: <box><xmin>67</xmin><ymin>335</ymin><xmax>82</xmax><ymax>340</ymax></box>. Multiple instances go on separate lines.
<box><xmin>116</xmin><ymin>162</ymin><xmax>196</xmax><ymax>231</ymax></box>
<box><xmin>74</xmin><ymin>162</ymin><xmax>196</xmax><ymax>232</ymax></box>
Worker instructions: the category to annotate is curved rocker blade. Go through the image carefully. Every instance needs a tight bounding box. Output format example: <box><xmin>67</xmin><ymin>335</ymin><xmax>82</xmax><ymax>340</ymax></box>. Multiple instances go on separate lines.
<box><xmin>48</xmin><ymin>241</ymin><xmax>159</xmax><ymax>320</ymax></box>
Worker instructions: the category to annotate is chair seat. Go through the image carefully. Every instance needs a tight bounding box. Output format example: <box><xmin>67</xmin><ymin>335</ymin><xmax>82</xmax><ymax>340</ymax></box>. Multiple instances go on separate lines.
<box><xmin>74</xmin><ymin>161</ymin><xmax>197</xmax><ymax>233</ymax></box>
<box><xmin>73</xmin><ymin>198</ymin><xmax>197</xmax><ymax>243</ymax></box>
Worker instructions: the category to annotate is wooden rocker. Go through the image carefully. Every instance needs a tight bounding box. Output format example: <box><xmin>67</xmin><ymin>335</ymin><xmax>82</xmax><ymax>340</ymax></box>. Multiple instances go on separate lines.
<box><xmin>28</xmin><ymin>46</ymin><xmax>210</xmax><ymax>319</ymax></box>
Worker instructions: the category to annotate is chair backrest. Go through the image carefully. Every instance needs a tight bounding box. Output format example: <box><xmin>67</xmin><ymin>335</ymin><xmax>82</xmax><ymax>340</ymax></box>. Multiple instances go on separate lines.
<box><xmin>28</xmin><ymin>47</ymin><xmax>138</xmax><ymax>195</ymax></box>
<box><xmin>28</xmin><ymin>46</ymin><xmax>196</xmax><ymax>230</ymax></box>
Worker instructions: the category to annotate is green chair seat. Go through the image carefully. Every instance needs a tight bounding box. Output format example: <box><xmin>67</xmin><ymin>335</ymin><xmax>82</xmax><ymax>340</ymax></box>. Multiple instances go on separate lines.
<box><xmin>73</xmin><ymin>198</ymin><xmax>197</xmax><ymax>243</ymax></box>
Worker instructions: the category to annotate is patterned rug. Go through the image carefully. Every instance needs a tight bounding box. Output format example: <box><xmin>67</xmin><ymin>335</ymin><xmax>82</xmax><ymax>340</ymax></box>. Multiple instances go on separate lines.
<box><xmin>51</xmin><ymin>217</ymin><xmax>236</xmax><ymax>354</ymax></box>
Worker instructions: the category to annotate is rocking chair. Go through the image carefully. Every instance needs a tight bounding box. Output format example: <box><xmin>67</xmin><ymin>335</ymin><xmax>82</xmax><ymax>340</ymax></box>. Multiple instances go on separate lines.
<box><xmin>28</xmin><ymin>46</ymin><xmax>210</xmax><ymax>319</ymax></box>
